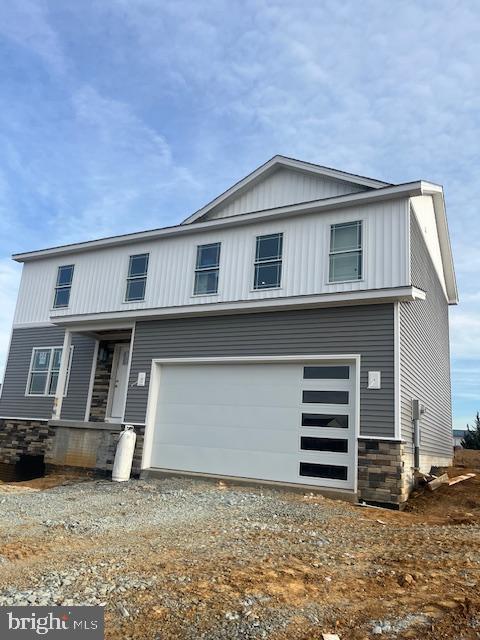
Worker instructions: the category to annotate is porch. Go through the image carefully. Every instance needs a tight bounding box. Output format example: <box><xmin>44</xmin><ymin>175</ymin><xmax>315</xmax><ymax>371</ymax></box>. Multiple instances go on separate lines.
<box><xmin>52</xmin><ymin>327</ymin><xmax>134</xmax><ymax>425</ymax></box>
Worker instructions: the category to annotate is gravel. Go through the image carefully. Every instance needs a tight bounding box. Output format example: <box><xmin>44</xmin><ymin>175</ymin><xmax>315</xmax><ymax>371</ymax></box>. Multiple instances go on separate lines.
<box><xmin>0</xmin><ymin>475</ymin><xmax>478</xmax><ymax>639</ymax></box>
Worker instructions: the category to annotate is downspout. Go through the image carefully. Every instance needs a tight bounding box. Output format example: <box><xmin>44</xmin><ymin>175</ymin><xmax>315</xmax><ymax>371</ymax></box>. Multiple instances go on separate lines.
<box><xmin>411</xmin><ymin>399</ymin><xmax>425</xmax><ymax>471</ymax></box>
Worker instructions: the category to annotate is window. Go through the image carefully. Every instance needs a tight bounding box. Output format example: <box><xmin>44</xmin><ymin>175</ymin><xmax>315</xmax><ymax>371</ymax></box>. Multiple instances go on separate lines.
<box><xmin>304</xmin><ymin>366</ymin><xmax>350</xmax><ymax>379</ymax></box>
<box><xmin>299</xmin><ymin>462</ymin><xmax>348</xmax><ymax>480</ymax></box>
<box><xmin>300</xmin><ymin>437</ymin><xmax>348</xmax><ymax>453</ymax></box>
<box><xmin>254</xmin><ymin>233</ymin><xmax>283</xmax><ymax>289</ymax></box>
<box><xmin>125</xmin><ymin>253</ymin><xmax>149</xmax><ymax>302</ymax></box>
<box><xmin>27</xmin><ymin>347</ymin><xmax>73</xmax><ymax>396</ymax></box>
<box><xmin>301</xmin><ymin>413</ymin><xmax>349</xmax><ymax>428</ymax></box>
<box><xmin>53</xmin><ymin>265</ymin><xmax>74</xmax><ymax>308</ymax></box>
<box><xmin>302</xmin><ymin>390</ymin><xmax>349</xmax><ymax>404</ymax></box>
<box><xmin>329</xmin><ymin>221</ymin><xmax>362</xmax><ymax>282</ymax></box>
<box><xmin>194</xmin><ymin>243</ymin><xmax>221</xmax><ymax>295</ymax></box>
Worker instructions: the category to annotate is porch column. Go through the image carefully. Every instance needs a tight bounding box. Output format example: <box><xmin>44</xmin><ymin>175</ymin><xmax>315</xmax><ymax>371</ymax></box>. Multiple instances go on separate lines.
<box><xmin>51</xmin><ymin>329</ymin><xmax>72</xmax><ymax>420</ymax></box>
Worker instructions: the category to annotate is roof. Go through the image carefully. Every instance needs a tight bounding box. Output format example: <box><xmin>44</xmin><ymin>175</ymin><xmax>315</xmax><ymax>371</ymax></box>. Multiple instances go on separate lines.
<box><xmin>10</xmin><ymin>156</ymin><xmax>458</xmax><ymax>304</ymax></box>
<box><xmin>453</xmin><ymin>429</ymin><xmax>468</xmax><ymax>437</ymax></box>
<box><xmin>181</xmin><ymin>155</ymin><xmax>391</xmax><ymax>225</ymax></box>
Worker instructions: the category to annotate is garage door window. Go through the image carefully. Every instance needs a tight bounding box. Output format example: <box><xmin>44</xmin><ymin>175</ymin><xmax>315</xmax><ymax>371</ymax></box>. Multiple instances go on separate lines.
<box><xmin>300</xmin><ymin>436</ymin><xmax>348</xmax><ymax>453</ymax></box>
<box><xmin>301</xmin><ymin>413</ymin><xmax>349</xmax><ymax>428</ymax></box>
<box><xmin>304</xmin><ymin>366</ymin><xmax>349</xmax><ymax>379</ymax></box>
<box><xmin>302</xmin><ymin>390</ymin><xmax>349</xmax><ymax>404</ymax></box>
<box><xmin>299</xmin><ymin>462</ymin><xmax>348</xmax><ymax>480</ymax></box>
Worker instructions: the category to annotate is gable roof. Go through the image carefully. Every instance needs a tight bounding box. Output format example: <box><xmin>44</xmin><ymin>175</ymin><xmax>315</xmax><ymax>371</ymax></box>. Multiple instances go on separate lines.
<box><xmin>181</xmin><ymin>155</ymin><xmax>391</xmax><ymax>225</ymax></box>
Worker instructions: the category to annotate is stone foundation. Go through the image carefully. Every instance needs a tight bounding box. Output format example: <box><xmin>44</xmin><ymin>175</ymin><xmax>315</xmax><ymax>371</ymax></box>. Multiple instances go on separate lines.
<box><xmin>357</xmin><ymin>439</ymin><xmax>410</xmax><ymax>507</ymax></box>
<box><xmin>0</xmin><ymin>418</ymin><xmax>53</xmax><ymax>465</ymax></box>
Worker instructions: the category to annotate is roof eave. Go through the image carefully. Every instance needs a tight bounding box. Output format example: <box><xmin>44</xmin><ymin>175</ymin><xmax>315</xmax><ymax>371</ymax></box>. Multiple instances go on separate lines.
<box><xmin>419</xmin><ymin>182</ymin><xmax>459</xmax><ymax>305</ymax></box>
<box><xmin>181</xmin><ymin>155</ymin><xmax>391</xmax><ymax>225</ymax></box>
<box><xmin>13</xmin><ymin>181</ymin><xmax>423</xmax><ymax>263</ymax></box>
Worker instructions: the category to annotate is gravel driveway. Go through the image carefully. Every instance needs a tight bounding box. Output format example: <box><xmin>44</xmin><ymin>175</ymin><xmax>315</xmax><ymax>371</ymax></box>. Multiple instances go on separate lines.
<box><xmin>0</xmin><ymin>475</ymin><xmax>479</xmax><ymax>639</ymax></box>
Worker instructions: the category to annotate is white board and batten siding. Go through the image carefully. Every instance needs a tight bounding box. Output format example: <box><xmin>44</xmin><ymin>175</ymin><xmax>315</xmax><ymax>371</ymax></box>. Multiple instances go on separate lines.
<box><xmin>205</xmin><ymin>167</ymin><xmax>368</xmax><ymax>220</ymax></box>
<box><xmin>14</xmin><ymin>199</ymin><xmax>410</xmax><ymax>326</ymax></box>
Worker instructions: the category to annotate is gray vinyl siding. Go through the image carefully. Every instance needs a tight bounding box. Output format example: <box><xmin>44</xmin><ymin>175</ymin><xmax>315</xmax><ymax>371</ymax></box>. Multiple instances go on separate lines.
<box><xmin>125</xmin><ymin>305</ymin><xmax>395</xmax><ymax>437</ymax></box>
<box><xmin>399</xmin><ymin>211</ymin><xmax>453</xmax><ymax>457</ymax></box>
<box><xmin>0</xmin><ymin>326</ymin><xmax>96</xmax><ymax>421</ymax></box>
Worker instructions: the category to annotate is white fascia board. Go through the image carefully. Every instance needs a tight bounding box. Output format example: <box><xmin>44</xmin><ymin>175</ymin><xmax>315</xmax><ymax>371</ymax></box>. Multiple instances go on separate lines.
<box><xmin>13</xmin><ymin>182</ymin><xmax>423</xmax><ymax>263</ymax></box>
<box><xmin>48</xmin><ymin>286</ymin><xmax>422</xmax><ymax>328</ymax></box>
<box><xmin>419</xmin><ymin>182</ymin><xmax>459</xmax><ymax>305</ymax></box>
<box><xmin>181</xmin><ymin>155</ymin><xmax>391</xmax><ymax>225</ymax></box>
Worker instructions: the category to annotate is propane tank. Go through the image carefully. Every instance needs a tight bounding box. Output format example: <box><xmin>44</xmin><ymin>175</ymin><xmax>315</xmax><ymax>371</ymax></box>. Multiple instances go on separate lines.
<box><xmin>112</xmin><ymin>424</ymin><xmax>137</xmax><ymax>482</ymax></box>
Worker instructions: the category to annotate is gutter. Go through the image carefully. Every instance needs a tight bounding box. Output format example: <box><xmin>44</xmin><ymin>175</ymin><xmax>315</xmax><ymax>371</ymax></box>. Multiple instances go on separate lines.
<box><xmin>13</xmin><ymin>181</ymin><xmax>428</xmax><ymax>263</ymax></box>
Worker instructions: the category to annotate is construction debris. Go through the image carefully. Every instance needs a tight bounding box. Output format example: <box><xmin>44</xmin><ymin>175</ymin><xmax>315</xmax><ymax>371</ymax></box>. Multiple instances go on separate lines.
<box><xmin>426</xmin><ymin>474</ymin><xmax>450</xmax><ymax>491</ymax></box>
<box><xmin>322</xmin><ymin>634</ymin><xmax>341</xmax><ymax>640</ymax></box>
<box><xmin>448</xmin><ymin>472</ymin><xmax>476</xmax><ymax>486</ymax></box>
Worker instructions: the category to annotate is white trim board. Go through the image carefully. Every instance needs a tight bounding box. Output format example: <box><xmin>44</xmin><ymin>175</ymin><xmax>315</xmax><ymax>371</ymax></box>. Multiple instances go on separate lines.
<box><xmin>84</xmin><ymin>340</ymin><xmax>99</xmax><ymax>422</ymax></box>
<box><xmin>49</xmin><ymin>286</ymin><xmax>425</xmax><ymax>327</ymax></box>
<box><xmin>394</xmin><ymin>301</ymin><xmax>401</xmax><ymax>440</ymax></box>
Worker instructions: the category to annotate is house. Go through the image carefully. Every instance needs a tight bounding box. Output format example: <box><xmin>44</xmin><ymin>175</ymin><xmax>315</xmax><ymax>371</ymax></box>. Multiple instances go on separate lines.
<box><xmin>0</xmin><ymin>155</ymin><xmax>457</xmax><ymax>506</ymax></box>
<box><xmin>453</xmin><ymin>429</ymin><xmax>467</xmax><ymax>448</ymax></box>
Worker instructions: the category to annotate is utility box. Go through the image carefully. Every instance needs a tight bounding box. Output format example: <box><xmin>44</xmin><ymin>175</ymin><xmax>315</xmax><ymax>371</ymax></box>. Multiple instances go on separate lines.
<box><xmin>412</xmin><ymin>399</ymin><xmax>426</xmax><ymax>420</ymax></box>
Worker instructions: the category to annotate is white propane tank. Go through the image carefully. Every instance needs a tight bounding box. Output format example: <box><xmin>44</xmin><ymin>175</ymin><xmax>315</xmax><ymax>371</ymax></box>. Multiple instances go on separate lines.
<box><xmin>112</xmin><ymin>425</ymin><xmax>137</xmax><ymax>482</ymax></box>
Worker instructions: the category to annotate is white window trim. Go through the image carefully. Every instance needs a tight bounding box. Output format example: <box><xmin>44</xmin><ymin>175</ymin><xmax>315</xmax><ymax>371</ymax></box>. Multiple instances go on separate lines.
<box><xmin>192</xmin><ymin>242</ymin><xmax>222</xmax><ymax>296</ymax></box>
<box><xmin>25</xmin><ymin>346</ymin><xmax>74</xmax><ymax>398</ymax></box>
<box><xmin>125</xmin><ymin>253</ymin><xmax>149</xmax><ymax>303</ymax></box>
<box><xmin>327</xmin><ymin>220</ymin><xmax>364</xmax><ymax>285</ymax></box>
<box><xmin>253</xmin><ymin>232</ymin><xmax>284</xmax><ymax>291</ymax></box>
<box><xmin>52</xmin><ymin>264</ymin><xmax>75</xmax><ymax>310</ymax></box>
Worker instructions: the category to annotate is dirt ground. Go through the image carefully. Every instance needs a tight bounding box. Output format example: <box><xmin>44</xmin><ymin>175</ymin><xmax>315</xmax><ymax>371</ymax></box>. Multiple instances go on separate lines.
<box><xmin>0</xmin><ymin>469</ymin><xmax>479</xmax><ymax>640</ymax></box>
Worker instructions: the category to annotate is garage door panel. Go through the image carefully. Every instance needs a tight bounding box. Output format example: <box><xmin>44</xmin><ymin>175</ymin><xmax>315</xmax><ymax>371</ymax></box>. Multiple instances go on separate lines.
<box><xmin>158</xmin><ymin>383</ymin><xmax>300</xmax><ymax>408</ymax></box>
<box><xmin>155</xmin><ymin>423</ymin><xmax>299</xmax><ymax>454</ymax></box>
<box><xmin>152</xmin><ymin>444</ymin><xmax>351</xmax><ymax>488</ymax></box>
<box><xmin>156</xmin><ymin>404</ymin><xmax>299</xmax><ymax>431</ymax></box>
<box><xmin>158</xmin><ymin>365</ymin><xmax>301</xmax><ymax>407</ymax></box>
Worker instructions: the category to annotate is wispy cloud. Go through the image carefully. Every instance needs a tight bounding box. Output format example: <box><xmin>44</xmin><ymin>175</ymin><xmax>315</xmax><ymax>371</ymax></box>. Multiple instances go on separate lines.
<box><xmin>0</xmin><ymin>0</ymin><xmax>66</xmax><ymax>74</ymax></box>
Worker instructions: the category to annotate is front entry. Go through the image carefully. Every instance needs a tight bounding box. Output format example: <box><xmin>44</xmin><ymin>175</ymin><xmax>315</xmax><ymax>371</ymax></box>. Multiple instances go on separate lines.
<box><xmin>107</xmin><ymin>344</ymin><xmax>131</xmax><ymax>422</ymax></box>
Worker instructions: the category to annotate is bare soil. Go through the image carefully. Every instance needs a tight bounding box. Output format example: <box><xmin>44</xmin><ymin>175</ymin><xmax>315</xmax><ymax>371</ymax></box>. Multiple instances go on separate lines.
<box><xmin>0</xmin><ymin>471</ymin><xmax>479</xmax><ymax>639</ymax></box>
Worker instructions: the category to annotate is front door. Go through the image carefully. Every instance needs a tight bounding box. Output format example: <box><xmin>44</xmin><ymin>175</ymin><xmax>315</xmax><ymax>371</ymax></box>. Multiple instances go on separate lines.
<box><xmin>108</xmin><ymin>344</ymin><xmax>130</xmax><ymax>422</ymax></box>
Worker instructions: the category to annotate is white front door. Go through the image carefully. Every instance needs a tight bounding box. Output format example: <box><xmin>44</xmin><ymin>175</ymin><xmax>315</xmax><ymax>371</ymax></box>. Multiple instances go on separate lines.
<box><xmin>108</xmin><ymin>344</ymin><xmax>130</xmax><ymax>422</ymax></box>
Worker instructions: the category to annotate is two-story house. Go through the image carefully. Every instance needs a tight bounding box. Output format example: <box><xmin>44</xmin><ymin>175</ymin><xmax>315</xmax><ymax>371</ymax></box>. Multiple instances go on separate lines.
<box><xmin>0</xmin><ymin>156</ymin><xmax>457</xmax><ymax>506</ymax></box>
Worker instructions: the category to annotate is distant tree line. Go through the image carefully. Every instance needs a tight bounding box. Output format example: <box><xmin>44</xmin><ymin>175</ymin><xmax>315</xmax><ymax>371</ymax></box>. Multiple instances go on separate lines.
<box><xmin>462</xmin><ymin>412</ymin><xmax>480</xmax><ymax>449</ymax></box>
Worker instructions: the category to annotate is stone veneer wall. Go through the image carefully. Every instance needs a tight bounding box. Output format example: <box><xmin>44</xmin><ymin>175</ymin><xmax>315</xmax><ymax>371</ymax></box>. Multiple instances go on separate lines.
<box><xmin>88</xmin><ymin>342</ymin><xmax>115</xmax><ymax>421</ymax></box>
<box><xmin>0</xmin><ymin>419</ymin><xmax>53</xmax><ymax>466</ymax></box>
<box><xmin>357</xmin><ymin>439</ymin><xmax>410</xmax><ymax>507</ymax></box>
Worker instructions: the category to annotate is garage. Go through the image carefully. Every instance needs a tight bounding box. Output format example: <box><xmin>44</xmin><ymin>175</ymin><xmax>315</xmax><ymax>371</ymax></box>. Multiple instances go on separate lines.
<box><xmin>146</xmin><ymin>358</ymin><xmax>358</xmax><ymax>491</ymax></box>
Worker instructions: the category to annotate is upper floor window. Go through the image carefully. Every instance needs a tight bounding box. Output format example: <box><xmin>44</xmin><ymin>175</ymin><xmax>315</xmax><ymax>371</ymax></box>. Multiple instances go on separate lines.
<box><xmin>53</xmin><ymin>265</ymin><xmax>74</xmax><ymax>308</ymax></box>
<box><xmin>26</xmin><ymin>346</ymin><xmax>73</xmax><ymax>396</ymax></box>
<box><xmin>329</xmin><ymin>221</ymin><xmax>362</xmax><ymax>283</ymax></box>
<box><xmin>254</xmin><ymin>233</ymin><xmax>283</xmax><ymax>290</ymax></box>
<box><xmin>125</xmin><ymin>253</ymin><xmax>149</xmax><ymax>302</ymax></box>
<box><xmin>194</xmin><ymin>243</ymin><xmax>221</xmax><ymax>295</ymax></box>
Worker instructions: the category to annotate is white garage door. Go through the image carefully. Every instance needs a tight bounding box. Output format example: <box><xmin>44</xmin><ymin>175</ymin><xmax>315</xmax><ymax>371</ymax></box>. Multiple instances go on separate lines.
<box><xmin>150</xmin><ymin>361</ymin><xmax>356</xmax><ymax>490</ymax></box>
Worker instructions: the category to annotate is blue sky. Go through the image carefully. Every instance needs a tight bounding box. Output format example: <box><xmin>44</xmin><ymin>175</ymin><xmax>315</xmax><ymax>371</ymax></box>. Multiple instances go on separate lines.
<box><xmin>0</xmin><ymin>0</ymin><xmax>479</xmax><ymax>428</ymax></box>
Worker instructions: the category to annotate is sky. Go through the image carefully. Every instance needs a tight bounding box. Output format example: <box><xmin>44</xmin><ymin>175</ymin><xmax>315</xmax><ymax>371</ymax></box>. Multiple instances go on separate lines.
<box><xmin>0</xmin><ymin>0</ymin><xmax>479</xmax><ymax>429</ymax></box>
